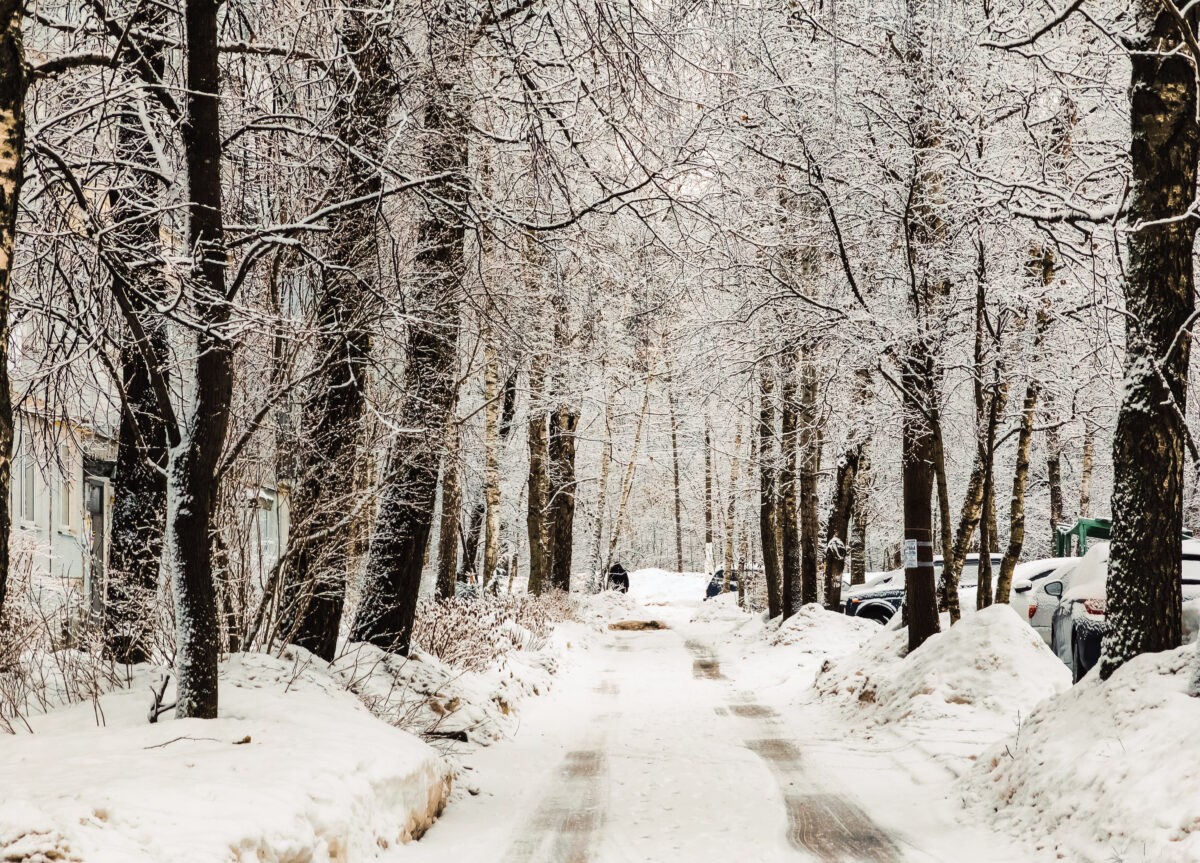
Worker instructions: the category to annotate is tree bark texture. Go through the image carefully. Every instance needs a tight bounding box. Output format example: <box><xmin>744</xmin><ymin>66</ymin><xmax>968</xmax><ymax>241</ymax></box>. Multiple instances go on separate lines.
<box><xmin>351</xmin><ymin>70</ymin><xmax>467</xmax><ymax>655</ymax></box>
<box><xmin>526</xmin><ymin>357</ymin><xmax>552</xmax><ymax>594</ymax></box>
<box><xmin>280</xmin><ymin>3</ymin><xmax>392</xmax><ymax>659</ymax></box>
<box><xmin>169</xmin><ymin>0</ymin><xmax>235</xmax><ymax>718</ymax></box>
<box><xmin>780</xmin><ymin>363</ymin><xmax>802</xmax><ymax>619</ymax></box>
<box><xmin>797</xmin><ymin>348</ymin><xmax>821</xmax><ymax>605</ymax></box>
<box><xmin>0</xmin><ymin>0</ymin><xmax>22</xmax><ymax>625</ymax></box>
<box><xmin>435</xmin><ymin>415</ymin><xmax>461</xmax><ymax>598</ymax></box>
<box><xmin>548</xmin><ymin>405</ymin><xmax>579</xmax><ymax>590</ymax></box>
<box><xmin>1101</xmin><ymin>4</ymin><xmax>1197</xmax><ymax>679</ymax></box>
<box><xmin>104</xmin><ymin>9</ymin><xmax>169</xmax><ymax>663</ymax></box>
<box><xmin>759</xmin><ymin>367</ymin><xmax>783</xmax><ymax>618</ymax></box>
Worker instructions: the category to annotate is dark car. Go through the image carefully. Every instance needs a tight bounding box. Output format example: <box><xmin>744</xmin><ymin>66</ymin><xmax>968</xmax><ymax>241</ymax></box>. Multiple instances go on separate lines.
<box><xmin>1051</xmin><ymin>541</ymin><xmax>1200</xmax><ymax>682</ymax></box>
<box><xmin>705</xmin><ymin>569</ymin><xmax>739</xmax><ymax>599</ymax></box>
<box><xmin>843</xmin><ymin>554</ymin><xmax>1004</xmax><ymax>624</ymax></box>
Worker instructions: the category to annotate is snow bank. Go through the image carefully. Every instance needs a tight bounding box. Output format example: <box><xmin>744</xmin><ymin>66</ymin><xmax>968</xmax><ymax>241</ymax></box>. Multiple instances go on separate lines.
<box><xmin>332</xmin><ymin>640</ymin><xmax>555</xmax><ymax>745</ymax></box>
<box><xmin>0</xmin><ymin>651</ymin><xmax>450</xmax><ymax>863</ymax></box>
<box><xmin>963</xmin><ymin>645</ymin><xmax>1200</xmax><ymax>862</ymax></box>
<box><xmin>771</xmin><ymin>603</ymin><xmax>880</xmax><ymax>655</ymax></box>
<box><xmin>628</xmin><ymin>569</ymin><xmax>707</xmax><ymax>606</ymax></box>
<box><xmin>815</xmin><ymin>604</ymin><xmax>1070</xmax><ymax>726</ymax></box>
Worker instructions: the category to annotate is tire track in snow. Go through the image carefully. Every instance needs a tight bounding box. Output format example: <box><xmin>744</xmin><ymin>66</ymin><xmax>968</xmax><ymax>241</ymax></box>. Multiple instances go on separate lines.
<box><xmin>741</xmin><ymin>723</ymin><xmax>901</xmax><ymax>862</ymax></box>
<box><xmin>502</xmin><ymin>745</ymin><xmax>608</xmax><ymax>863</ymax></box>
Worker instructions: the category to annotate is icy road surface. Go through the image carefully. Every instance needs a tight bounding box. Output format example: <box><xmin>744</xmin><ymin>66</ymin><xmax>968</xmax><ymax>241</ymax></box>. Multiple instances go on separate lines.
<box><xmin>400</xmin><ymin>573</ymin><xmax>1051</xmax><ymax>862</ymax></box>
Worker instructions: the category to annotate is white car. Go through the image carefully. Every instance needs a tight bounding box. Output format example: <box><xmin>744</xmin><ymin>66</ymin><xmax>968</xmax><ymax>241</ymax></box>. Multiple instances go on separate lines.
<box><xmin>1011</xmin><ymin>557</ymin><xmax>1082</xmax><ymax>645</ymax></box>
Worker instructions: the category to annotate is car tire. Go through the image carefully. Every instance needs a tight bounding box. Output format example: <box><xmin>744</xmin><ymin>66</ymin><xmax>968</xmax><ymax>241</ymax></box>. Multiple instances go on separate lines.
<box><xmin>1072</xmin><ymin>633</ymin><xmax>1086</xmax><ymax>684</ymax></box>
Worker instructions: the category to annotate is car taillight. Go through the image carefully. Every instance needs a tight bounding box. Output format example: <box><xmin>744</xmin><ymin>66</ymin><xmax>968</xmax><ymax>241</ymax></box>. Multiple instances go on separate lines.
<box><xmin>1083</xmin><ymin>598</ymin><xmax>1106</xmax><ymax>616</ymax></box>
<box><xmin>1028</xmin><ymin>598</ymin><xmax>1037</xmax><ymax>620</ymax></box>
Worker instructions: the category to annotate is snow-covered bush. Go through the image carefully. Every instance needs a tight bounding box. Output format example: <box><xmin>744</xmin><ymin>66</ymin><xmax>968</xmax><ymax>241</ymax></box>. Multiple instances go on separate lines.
<box><xmin>0</xmin><ymin>544</ymin><xmax>134</xmax><ymax>733</ymax></box>
<box><xmin>411</xmin><ymin>590</ymin><xmax>574</xmax><ymax>672</ymax></box>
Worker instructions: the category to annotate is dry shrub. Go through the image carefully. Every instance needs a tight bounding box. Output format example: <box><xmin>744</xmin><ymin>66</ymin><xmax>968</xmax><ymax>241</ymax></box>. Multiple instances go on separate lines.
<box><xmin>0</xmin><ymin>541</ymin><xmax>132</xmax><ymax>733</ymax></box>
<box><xmin>411</xmin><ymin>590</ymin><xmax>574</xmax><ymax>672</ymax></box>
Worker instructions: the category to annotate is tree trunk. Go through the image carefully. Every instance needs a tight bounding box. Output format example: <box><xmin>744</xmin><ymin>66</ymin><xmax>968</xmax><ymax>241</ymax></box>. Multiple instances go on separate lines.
<box><xmin>591</xmin><ymin>372</ymin><xmax>613</xmax><ymax>579</ymax></box>
<box><xmin>1046</xmin><ymin>422</ymin><xmax>1064</xmax><ymax>550</ymax></box>
<box><xmin>482</xmin><ymin>338</ymin><xmax>502</xmax><ymax>587</ymax></box>
<box><xmin>0</xmin><ymin>0</ymin><xmax>22</xmax><ymax>624</ymax></box>
<box><xmin>169</xmin><ymin>0</ymin><xmax>235</xmax><ymax>718</ymax></box>
<box><xmin>902</xmin><ymin>341</ymin><xmax>941</xmax><ymax>652</ymax></box>
<box><xmin>668</xmin><ymin>371</ymin><xmax>685</xmax><ymax>573</ymax></box>
<box><xmin>605</xmin><ymin>372</ymin><xmax>653</xmax><ymax>573</ymax></box>
<box><xmin>976</xmin><ymin>372</ymin><xmax>1007</xmax><ymax>610</ymax></box>
<box><xmin>526</xmin><ymin>357</ymin><xmax>553</xmax><ymax>595</ymax></box>
<box><xmin>723</xmin><ymin>424</ymin><xmax>742</xmax><ymax>589</ymax></box>
<box><xmin>435</xmin><ymin>415</ymin><xmax>461</xmax><ymax>598</ymax></box>
<box><xmin>997</xmin><ymin>315</ymin><xmax>1044</xmax><ymax>605</ymax></box>
<box><xmin>779</xmin><ymin>361</ymin><xmax>802</xmax><ymax>618</ymax></box>
<box><xmin>460</xmin><ymin>502</ymin><xmax>485</xmax><ymax>581</ymax></box>
<box><xmin>1079</xmin><ymin>420</ymin><xmax>1094</xmax><ymax>518</ymax></box>
<box><xmin>280</xmin><ymin>3</ymin><xmax>391</xmax><ymax>659</ymax></box>
<box><xmin>351</xmin><ymin>71</ymin><xmax>467</xmax><ymax>655</ymax></box>
<box><xmin>1101</xmin><ymin>5</ymin><xmax>1197</xmax><ymax>679</ymax></box>
<box><xmin>822</xmin><ymin>444</ymin><xmax>861</xmax><ymax>610</ymax></box>
<box><xmin>704</xmin><ymin>423</ymin><xmax>714</xmax><ymax>577</ymax></box>
<box><xmin>798</xmin><ymin>348</ymin><xmax>821</xmax><ymax>605</ymax></box>
<box><xmin>104</xmin><ymin>13</ymin><xmax>169</xmax><ymax>663</ymax></box>
<box><xmin>759</xmin><ymin>366</ymin><xmax>782</xmax><ymax>618</ymax></box>
<box><xmin>548</xmin><ymin>404</ymin><xmax>579</xmax><ymax>591</ymax></box>
<box><xmin>850</xmin><ymin>478</ymin><xmax>868</xmax><ymax>585</ymax></box>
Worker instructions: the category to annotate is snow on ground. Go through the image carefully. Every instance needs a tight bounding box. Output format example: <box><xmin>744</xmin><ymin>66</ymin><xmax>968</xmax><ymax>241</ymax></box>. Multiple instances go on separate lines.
<box><xmin>815</xmin><ymin>604</ymin><xmax>1070</xmax><ymax>729</ymax></box>
<box><xmin>331</xmin><ymin>639</ymin><xmax>557</xmax><ymax>747</ymax></box>
<box><xmin>627</xmin><ymin>568</ymin><xmax>707</xmax><ymax>606</ymax></box>
<box><xmin>963</xmin><ymin>643</ymin><xmax>1200</xmax><ymax>862</ymax></box>
<box><xmin>0</xmin><ymin>651</ymin><xmax>449</xmax><ymax>863</ymax></box>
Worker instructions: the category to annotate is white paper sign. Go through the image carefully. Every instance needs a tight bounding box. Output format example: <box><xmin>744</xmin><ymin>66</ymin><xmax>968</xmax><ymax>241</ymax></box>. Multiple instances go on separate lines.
<box><xmin>903</xmin><ymin>539</ymin><xmax>918</xmax><ymax>569</ymax></box>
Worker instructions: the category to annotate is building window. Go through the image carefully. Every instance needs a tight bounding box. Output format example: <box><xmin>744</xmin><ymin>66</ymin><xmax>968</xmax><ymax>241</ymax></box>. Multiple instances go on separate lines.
<box><xmin>21</xmin><ymin>443</ymin><xmax>34</xmax><ymax>524</ymax></box>
<box><xmin>59</xmin><ymin>444</ymin><xmax>74</xmax><ymax>531</ymax></box>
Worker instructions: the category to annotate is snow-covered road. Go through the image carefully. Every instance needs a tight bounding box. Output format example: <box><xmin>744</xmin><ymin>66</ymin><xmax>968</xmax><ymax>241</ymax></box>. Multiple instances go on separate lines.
<box><xmin>401</xmin><ymin>578</ymin><xmax>1050</xmax><ymax>863</ymax></box>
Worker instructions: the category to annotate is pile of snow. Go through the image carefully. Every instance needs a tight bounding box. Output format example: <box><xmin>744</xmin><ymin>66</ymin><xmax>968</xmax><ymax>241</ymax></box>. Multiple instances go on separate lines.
<box><xmin>574</xmin><ymin>588</ymin><xmax>645</xmax><ymax>628</ymax></box>
<box><xmin>628</xmin><ymin>569</ymin><xmax>708</xmax><ymax>606</ymax></box>
<box><xmin>770</xmin><ymin>603</ymin><xmax>880</xmax><ymax>655</ymax></box>
<box><xmin>332</xmin><ymin>641</ymin><xmax>556</xmax><ymax>746</ymax></box>
<box><xmin>815</xmin><ymin>604</ymin><xmax>1070</xmax><ymax>726</ymax></box>
<box><xmin>963</xmin><ymin>645</ymin><xmax>1200</xmax><ymax>862</ymax></box>
<box><xmin>691</xmin><ymin>590</ymin><xmax>750</xmax><ymax>624</ymax></box>
<box><xmin>0</xmin><ymin>651</ymin><xmax>449</xmax><ymax>863</ymax></box>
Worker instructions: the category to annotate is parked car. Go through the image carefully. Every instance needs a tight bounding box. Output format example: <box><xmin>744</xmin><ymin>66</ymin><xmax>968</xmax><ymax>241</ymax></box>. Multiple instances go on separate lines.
<box><xmin>843</xmin><ymin>553</ymin><xmax>1004</xmax><ymax>624</ymax></box>
<box><xmin>704</xmin><ymin>569</ymin><xmax>739</xmax><ymax>599</ymax></box>
<box><xmin>1051</xmin><ymin>541</ymin><xmax>1200</xmax><ymax>682</ymax></box>
<box><xmin>1008</xmin><ymin>557</ymin><xmax>1079</xmax><ymax>644</ymax></box>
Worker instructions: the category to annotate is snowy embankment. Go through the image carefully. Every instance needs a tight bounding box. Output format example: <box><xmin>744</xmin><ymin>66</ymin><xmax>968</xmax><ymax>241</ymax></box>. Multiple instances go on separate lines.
<box><xmin>963</xmin><ymin>644</ymin><xmax>1200</xmax><ymax>862</ymax></box>
<box><xmin>815</xmin><ymin>604</ymin><xmax>1070</xmax><ymax>728</ymax></box>
<box><xmin>0</xmin><ymin>651</ymin><xmax>450</xmax><ymax>863</ymax></box>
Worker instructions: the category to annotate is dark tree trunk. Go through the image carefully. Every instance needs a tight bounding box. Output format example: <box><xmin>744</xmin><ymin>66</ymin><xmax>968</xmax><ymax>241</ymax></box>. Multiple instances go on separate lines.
<box><xmin>280</xmin><ymin>4</ymin><xmax>392</xmax><ymax>660</ymax></box>
<box><xmin>169</xmin><ymin>0</ymin><xmax>235</xmax><ymax>718</ymax></box>
<box><xmin>902</xmin><ymin>342</ymin><xmax>941</xmax><ymax>652</ymax></box>
<box><xmin>758</xmin><ymin>367</ymin><xmax>782</xmax><ymax>617</ymax></box>
<box><xmin>351</xmin><ymin>74</ymin><xmax>467</xmax><ymax>655</ymax></box>
<box><xmin>461</xmin><ymin>501</ymin><xmax>485</xmax><ymax>580</ymax></box>
<box><xmin>547</xmin><ymin>405</ymin><xmax>579</xmax><ymax>591</ymax></box>
<box><xmin>780</xmin><ymin>363</ymin><xmax>802</xmax><ymax>618</ymax></box>
<box><xmin>435</xmin><ymin>417</ymin><xmax>461</xmax><ymax>598</ymax></box>
<box><xmin>822</xmin><ymin>444</ymin><xmax>861</xmax><ymax>610</ymax></box>
<box><xmin>526</xmin><ymin>359</ymin><xmax>552</xmax><ymax>594</ymax></box>
<box><xmin>0</xmin><ymin>0</ymin><xmax>23</xmax><ymax>624</ymax></box>
<box><xmin>668</xmin><ymin>373</ymin><xmax>685</xmax><ymax>573</ymax></box>
<box><xmin>1046</xmin><ymin>423</ymin><xmax>1064</xmax><ymax>550</ymax></box>
<box><xmin>104</xmin><ymin>12</ymin><xmax>169</xmax><ymax>664</ymax></box>
<box><xmin>797</xmin><ymin>349</ymin><xmax>821</xmax><ymax>605</ymax></box>
<box><xmin>1100</xmin><ymin>4</ymin><xmax>1197</xmax><ymax>679</ymax></box>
